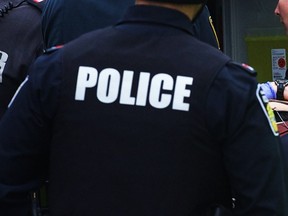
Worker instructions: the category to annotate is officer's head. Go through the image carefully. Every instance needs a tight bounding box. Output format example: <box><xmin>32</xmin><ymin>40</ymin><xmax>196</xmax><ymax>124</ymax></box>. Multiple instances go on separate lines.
<box><xmin>275</xmin><ymin>0</ymin><xmax>288</xmax><ymax>35</ymax></box>
<box><xmin>136</xmin><ymin>0</ymin><xmax>207</xmax><ymax>20</ymax></box>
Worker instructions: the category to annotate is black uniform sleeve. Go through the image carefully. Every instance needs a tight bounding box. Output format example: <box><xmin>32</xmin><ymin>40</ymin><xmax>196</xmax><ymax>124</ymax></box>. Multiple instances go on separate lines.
<box><xmin>206</xmin><ymin>62</ymin><xmax>288</xmax><ymax>215</ymax></box>
<box><xmin>0</xmin><ymin>51</ymin><xmax>62</xmax><ymax>215</ymax></box>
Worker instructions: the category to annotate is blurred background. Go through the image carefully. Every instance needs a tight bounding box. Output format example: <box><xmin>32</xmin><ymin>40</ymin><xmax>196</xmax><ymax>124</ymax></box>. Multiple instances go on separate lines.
<box><xmin>208</xmin><ymin>0</ymin><xmax>286</xmax><ymax>82</ymax></box>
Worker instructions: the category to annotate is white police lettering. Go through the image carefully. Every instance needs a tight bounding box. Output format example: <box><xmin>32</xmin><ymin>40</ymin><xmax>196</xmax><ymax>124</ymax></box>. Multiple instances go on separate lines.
<box><xmin>97</xmin><ymin>68</ymin><xmax>120</xmax><ymax>103</ymax></box>
<box><xmin>149</xmin><ymin>73</ymin><xmax>174</xmax><ymax>109</ymax></box>
<box><xmin>173</xmin><ymin>76</ymin><xmax>193</xmax><ymax>111</ymax></box>
<box><xmin>75</xmin><ymin>66</ymin><xmax>98</xmax><ymax>100</ymax></box>
<box><xmin>0</xmin><ymin>51</ymin><xmax>8</xmax><ymax>83</ymax></box>
<box><xmin>75</xmin><ymin>66</ymin><xmax>193</xmax><ymax>111</ymax></box>
<box><xmin>119</xmin><ymin>70</ymin><xmax>135</xmax><ymax>105</ymax></box>
<box><xmin>136</xmin><ymin>72</ymin><xmax>150</xmax><ymax>106</ymax></box>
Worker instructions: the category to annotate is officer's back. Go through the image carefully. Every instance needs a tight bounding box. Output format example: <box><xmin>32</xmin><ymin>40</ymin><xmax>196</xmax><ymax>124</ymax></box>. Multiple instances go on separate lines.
<box><xmin>50</xmin><ymin>20</ymin><xmax>229</xmax><ymax>215</ymax></box>
<box><xmin>0</xmin><ymin>0</ymin><xmax>287</xmax><ymax>216</ymax></box>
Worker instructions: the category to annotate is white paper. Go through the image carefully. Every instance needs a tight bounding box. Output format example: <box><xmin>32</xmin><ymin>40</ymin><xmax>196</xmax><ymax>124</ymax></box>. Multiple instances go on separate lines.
<box><xmin>272</xmin><ymin>48</ymin><xmax>287</xmax><ymax>80</ymax></box>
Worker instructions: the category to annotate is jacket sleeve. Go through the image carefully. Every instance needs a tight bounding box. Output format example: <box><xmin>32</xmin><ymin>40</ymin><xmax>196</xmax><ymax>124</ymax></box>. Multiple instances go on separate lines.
<box><xmin>206</xmin><ymin>62</ymin><xmax>288</xmax><ymax>216</ymax></box>
<box><xmin>0</xmin><ymin>51</ymin><xmax>62</xmax><ymax>215</ymax></box>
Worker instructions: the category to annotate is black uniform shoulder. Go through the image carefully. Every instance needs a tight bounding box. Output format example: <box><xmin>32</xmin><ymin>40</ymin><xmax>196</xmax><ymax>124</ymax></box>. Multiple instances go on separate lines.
<box><xmin>227</xmin><ymin>61</ymin><xmax>257</xmax><ymax>77</ymax></box>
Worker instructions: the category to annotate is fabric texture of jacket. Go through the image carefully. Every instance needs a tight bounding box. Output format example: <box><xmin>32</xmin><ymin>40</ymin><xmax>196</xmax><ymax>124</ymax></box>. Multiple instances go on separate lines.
<box><xmin>0</xmin><ymin>5</ymin><xmax>287</xmax><ymax>216</ymax></box>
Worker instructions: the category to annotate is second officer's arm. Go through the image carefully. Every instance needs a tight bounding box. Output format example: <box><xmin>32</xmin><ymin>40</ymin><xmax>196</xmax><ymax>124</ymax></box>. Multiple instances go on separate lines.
<box><xmin>0</xmin><ymin>50</ymin><xmax>62</xmax><ymax>215</ymax></box>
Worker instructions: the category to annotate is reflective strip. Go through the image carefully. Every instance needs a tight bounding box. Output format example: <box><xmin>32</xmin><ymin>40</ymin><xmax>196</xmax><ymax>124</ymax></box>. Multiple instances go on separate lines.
<box><xmin>8</xmin><ymin>76</ymin><xmax>29</xmax><ymax>108</ymax></box>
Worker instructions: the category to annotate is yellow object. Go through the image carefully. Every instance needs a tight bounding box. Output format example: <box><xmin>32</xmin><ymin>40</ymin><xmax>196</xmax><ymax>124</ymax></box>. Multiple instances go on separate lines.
<box><xmin>245</xmin><ymin>36</ymin><xmax>288</xmax><ymax>82</ymax></box>
<box><xmin>209</xmin><ymin>16</ymin><xmax>220</xmax><ymax>50</ymax></box>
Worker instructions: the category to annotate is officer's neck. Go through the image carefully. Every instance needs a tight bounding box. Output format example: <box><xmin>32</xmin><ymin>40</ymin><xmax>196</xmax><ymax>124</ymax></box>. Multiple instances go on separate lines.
<box><xmin>135</xmin><ymin>0</ymin><xmax>203</xmax><ymax>21</ymax></box>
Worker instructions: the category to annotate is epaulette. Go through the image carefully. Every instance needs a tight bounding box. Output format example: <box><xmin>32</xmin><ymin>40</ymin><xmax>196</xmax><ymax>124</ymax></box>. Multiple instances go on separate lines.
<box><xmin>230</xmin><ymin>61</ymin><xmax>257</xmax><ymax>76</ymax></box>
<box><xmin>26</xmin><ymin>0</ymin><xmax>45</xmax><ymax>12</ymax></box>
<box><xmin>43</xmin><ymin>45</ymin><xmax>64</xmax><ymax>54</ymax></box>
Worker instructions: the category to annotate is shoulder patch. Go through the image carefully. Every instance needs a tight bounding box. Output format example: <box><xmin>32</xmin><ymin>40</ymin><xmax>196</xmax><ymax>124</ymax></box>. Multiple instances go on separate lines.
<box><xmin>230</xmin><ymin>62</ymin><xmax>257</xmax><ymax>76</ymax></box>
<box><xmin>257</xmin><ymin>84</ymin><xmax>279</xmax><ymax>136</ymax></box>
<box><xmin>26</xmin><ymin>0</ymin><xmax>45</xmax><ymax>12</ymax></box>
<box><xmin>44</xmin><ymin>45</ymin><xmax>64</xmax><ymax>54</ymax></box>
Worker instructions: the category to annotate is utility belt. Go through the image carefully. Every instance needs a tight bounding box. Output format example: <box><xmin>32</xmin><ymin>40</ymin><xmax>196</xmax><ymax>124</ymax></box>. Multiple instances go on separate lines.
<box><xmin>30</xmin><ymin>180</ymin><xmax>49</xmax><ymax>216</ymax></box>
<box><xmin>30</xmin><ymin>189</ymin><xmax>233</xmax><ymax>216</ymax></box>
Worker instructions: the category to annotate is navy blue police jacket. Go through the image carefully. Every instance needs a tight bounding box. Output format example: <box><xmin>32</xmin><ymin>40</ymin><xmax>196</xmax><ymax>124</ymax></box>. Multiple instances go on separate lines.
<box><xmin>0</xmin><ymin>0</ymin><xmax>44</xmax><ymax>119</ymax></box>
<box><xmin>0</xmin><ymin>5</ymin><xmax>287</xmax><ymax>216</ymax></box>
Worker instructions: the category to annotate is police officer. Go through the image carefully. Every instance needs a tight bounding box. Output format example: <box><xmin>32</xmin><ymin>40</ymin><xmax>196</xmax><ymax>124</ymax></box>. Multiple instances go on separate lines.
<box><xmin>0</xmin><ymin>0</ymin><xmax>45</xmax><ymax>119</ymax></box>
<box><xmin>41</xmin><ymin>0</ymin><xmax>219</xmax><ymax>49</ymax></box>
<box><xmin>0</xmin><ymin>0</ymin><xmax>287</xmax><ymax>216</ymax></box>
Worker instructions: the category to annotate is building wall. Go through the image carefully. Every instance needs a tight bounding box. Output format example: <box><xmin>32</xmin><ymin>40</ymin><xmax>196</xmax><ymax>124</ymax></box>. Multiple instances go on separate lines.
<box><xmin>223</xmin><ymin>0</ymin><xmax>284</xmax><ymax>63</ymax></box>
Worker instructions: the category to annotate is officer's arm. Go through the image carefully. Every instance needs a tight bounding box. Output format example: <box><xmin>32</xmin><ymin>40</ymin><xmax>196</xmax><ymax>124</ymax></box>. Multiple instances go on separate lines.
<box><xmin>261</xmin><ymin>81</ymin><xmax>288</xmax><ymax>101</ymax></box>
<box><xmin>0</xmin><ymin>51</ymin><xmax>62</xmax><ymax>214</ymax></box>
<box><xmin>206</xmin><ymin>62</ymin><xmax>288</xmax><ymax>215</ymax></box>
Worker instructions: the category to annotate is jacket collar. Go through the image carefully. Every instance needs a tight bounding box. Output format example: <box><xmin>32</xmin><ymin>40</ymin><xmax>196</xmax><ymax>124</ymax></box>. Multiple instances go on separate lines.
<box><xmin>116</xmin><ymin>5</ymin><xmax>195</xmax><ymax>36</ymax></box>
